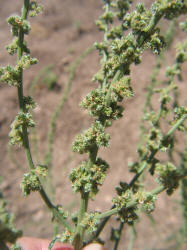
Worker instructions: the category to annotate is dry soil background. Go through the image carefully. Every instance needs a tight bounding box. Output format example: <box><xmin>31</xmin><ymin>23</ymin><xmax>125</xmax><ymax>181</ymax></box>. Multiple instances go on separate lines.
<box><xmin>0</xmin><ymin>0</ymin><xmax>187</xmax><ymax>249</ymax></box>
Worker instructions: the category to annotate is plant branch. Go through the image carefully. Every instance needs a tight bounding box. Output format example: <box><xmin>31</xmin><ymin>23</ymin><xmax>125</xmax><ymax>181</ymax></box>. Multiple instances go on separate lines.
<box><xmin>113</xmin><ymin>221</ymin><xmax>125</xmax><ymax>250</ymax></box>
<box><xmin>129</xmin><ymin>114</ymin><xmax>187</xmax><ymax>187</ymax></box>
<box><xmin>16</xmin><ymin>0</ymin><xmax>72</xmax><ymax>232</ymax></box>
<box><xmin>96</xmin><ymin>185</ymin><xmax>165</xmax><ymax>221</ymax></box>
<box><xmin>73</xmin><ymin>192</ymin><xmax>89</xmax><ymax>250</ymax></box>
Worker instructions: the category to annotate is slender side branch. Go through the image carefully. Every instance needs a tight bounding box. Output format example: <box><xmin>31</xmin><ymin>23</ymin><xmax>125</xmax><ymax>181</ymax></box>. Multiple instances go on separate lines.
<box><xmin>129</xmin><ymin>114</ymin><xmax>187</xmax><ymax>187</ymax></box>
<box><xmin>113</xmin><ymin>222</ymin><xmax>125</xmax><ymax>250</ymax></box>
<box><xmin>15</xmin><ymin>0</ymin><xmax>72</xmax><ymax>232</ymax></box>
<box><xmin>96</xmin><ymin>185</ymin><xmax>165</xmax><ymax>221</ymax></box>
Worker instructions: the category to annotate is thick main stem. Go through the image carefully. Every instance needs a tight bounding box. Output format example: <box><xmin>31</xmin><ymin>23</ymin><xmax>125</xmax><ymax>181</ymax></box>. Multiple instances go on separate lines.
<box><xmin>73</xmin><ymin>192</ymin><xmax>89</xmax><ymax>250</ymax></box>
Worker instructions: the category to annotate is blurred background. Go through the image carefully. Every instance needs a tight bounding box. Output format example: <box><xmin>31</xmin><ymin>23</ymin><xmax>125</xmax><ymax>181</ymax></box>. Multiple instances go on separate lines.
<box><xmin>0</xmin><ymin>0</ymin><xmax>187</xmax><ymax>249</ymax></box>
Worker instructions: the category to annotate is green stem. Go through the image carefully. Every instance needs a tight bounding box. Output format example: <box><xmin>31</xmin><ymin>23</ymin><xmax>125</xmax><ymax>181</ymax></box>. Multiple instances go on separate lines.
<box><xmin>166</xmin><ymin>114</ymin><xmax>187</xmax><ymax>138</ymax></box>
<box><xmin>16</xmin><ymin>0</ymin><xmax>72</xmax><ymax>232</ymax></box>
<box><xmin>86</xmin><ymin>6</ymin><xmax>178</xmax><ymax>246</ymax></box>
<box><xmin>102</xmin><ymin>2</ymin><xmax>110</xmax><ymax>89</ymax></box>
<box><xmin>17</xmin><ymin>0</ymin><xmax>34</xmax><ymax>168</ymax></box>
<box><xmin>127</xmin><ymin>225</ymin><xmax>136</xmax><ymax>250</ymax></box>
<box><xmin>86</xmin><ymin>76</ymin><xmax>187</xmax><ymax>245</ymax></box>
<box><xmin>89</xmin><ymin>145</ymin><xmax>98</xmax><ymax>165</ymax></box>
<box><xmin>128</xmin><ymin>151</ymin><xmax>156</xmax><ymax>188</ymax></box>
<box><xmin>73</xmin><ymin>136</ymin><xmax>99</xmax><ymax>248</ymax></box>
<box><xmin>73</xmin><ymin>192</ymin><xmax>89</xmax><ymax>250</ymax></box>
<box><xmin>113</xmin><ymin>221</ymin><xmax>125</xmax><ymax>250</ymax></box>
<box><xmin>105</xmin><ymin>70</ymin><xmax>121</xmax><ymax>106</ymax></box>
<box><xmin>96</xmin><ymin>185</ymin><xmax>165</xmax><ymax>221</ymax></box>
<box><xmin>129</xmin><ymin>114</ymin><xmax>187</xmax><ymax>187</ymax></box>
<box><xmin>181</xmin><ymin>178</ymin><xmax>187</xmax><ymax>238</ymax></box>
<box><xmin>42</xmin><ymin>47</ymin><xmax>94</xmax><ymax>214</ymax></box>
<box><xmin>87</xmin><ymin>10</ymin><xmax>170</xmax><ymax>244</ymax></box>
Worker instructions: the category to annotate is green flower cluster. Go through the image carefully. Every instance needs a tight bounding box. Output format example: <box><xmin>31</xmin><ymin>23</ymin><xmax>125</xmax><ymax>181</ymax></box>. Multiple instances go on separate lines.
<box><xmin>58</xmin><ymin>230</ymin><xmax>75</xmax><ymax>244</ymax></box>
<box><xmin>113</xmin><ymin>188</ymin><xmax>157</xmax><ymax>223</ymax></box>
<box><xmin>70</xmin><ymin>2</ymin><xmax>187</xmax><ymax>242</ymax></box>
<box><xmin>101</xmin><ymin>0</ymin><xmax>187</xmax><ymax>79</ymax></box>
<box><xmin>129</xmin><ymin>30</ymin><xmax>187</xmax><ymax>179</ymax></box>
<box><xmin>0</xmin><ymin>65</ymin><xmax>21</xmax><ymax>86</ymax></box>
<box><xmin>72</xmin><ymin>121</ymin><xmax>110</xmax><ymax>154</ymax></box>
<box><xmin>104</xmin><ymin>34</ymin><xmax>142</xmax><ymax>77</ymax></box>
<box><xmin>7</xmin><ymin>15</ymin><xmax>31</xmax><ymax>36</ymax></box>
<box><xmin>0</xmin><ymin>187</ymin><xmax>22</xmax><ymax>245</ymax></box>
<box><xmin>9</xmin><ymin>112</ymin><xmax>35</xmax><ymax>146</ymax></box>
<box><xmin>156</xmin><ymin>0</ymin><xmax>187</xmax><ymax>20</ymax></box>
<box><xmin>23</xmin><ymin>96</ymin><xmax>36</xmax><ymax>111</ymax></box>
<box><xmin>0</xmin><ymin>54</ymin><xmax>37</xmax><ymax>86</ymax></box>
<box><xmin>112</xmin><ymin>190</ymin><xmax>138</xmax><ymax>224</ymax></box>
<box><xmin>21</xmin><ymin>171</ymin><xmax>41</xmax><ymax>196</ymax></box>
<box><xmin>140</xmin><ymin>192</ymin><xmax>157</xmax><ymax>213</ymax></box>
<box><xmin>29</xmin><ymin>1</ymin><xmax>43</xmax><ymax>17</ymax></box>
<box><xmin>123</xmin><ymin>3</ymin><xmax>152</xmax><ymax>33</ymax></box>
<box><xmin>70</xmin><ymin>158</ymin><xmax>109</xmax><ymax>196</ymax></box>
<box><xmin>0</xmin><ymin>16</ymin><xmax>38</xmax><ymax>87</ymax></box>
<box><xmin>107</xmin><ymin>25</ymin><xmax>123</xmax><ymax>39</ymax></box>
<box><xmin>96</xmin><ymin>0</ymin><xmax>114</xmax><ymax>32</ymax></box>
<box><xmin>171</xmin><ymin>106</ymin><xmax>187</xmax><ymax>132</ymax></box>
<box><xmin>7</xmin><ymin>39</ymin><xmax>30</xmax><ymax>56</ymax></box>
<box><xmin>20</xmin><ymin>165</ymin><xmax>48</xmax><ymax>196</ymax></box>
<box><xmin>166</xmin><ymin>38</ymin><xmax>187</xmax><ymax>79</ymax></box>
<box><xmin>17</xmin><ymin>55</ymin><xmax>38</xmax><ymax>69</ymax></box>
<box><xmin>145</xmin><ymin>128</ymin><xmax>163</xmax><ymax>151</ymax></box>
<box><xmin>96</xmin><ymin>0</ymin><xmax>132</xmax><ymax>32</ymax></box>
<box><xmin>176</xmin><ymin>42</ymin><xmax>187</xmax><ymax>63</ymax></box>
<box><xmin>115</xmin><ymin>0</ymin><xmax>133</xmax><ymax>20</ymax></box>
<box><xmin>111</xmin><ymin>76</ymin><xmax>133</xmax><ymax>101</ymax></box>
<box><xmin>35</xmin><ymin>165</ymin><xmax>48</xmax><ymax>177</ymax></box>
<box><xmin>155</xmin><ymin>162</ymin><xmax>181</xmax><ymax>195</ymax></box>
<box><xmin>6</xmin><ymin>38</ymin><xmax>30</xmax><ymax>55</ymax></box>
<box><xmin>81</xmin><ymin>88</ymin><xmax>124</xmax><ymax>122</ymax></box>
<box><xmin>81</xmin><ymin>212</ymin><xmax>100</xmax><ymax>234</ymax></box>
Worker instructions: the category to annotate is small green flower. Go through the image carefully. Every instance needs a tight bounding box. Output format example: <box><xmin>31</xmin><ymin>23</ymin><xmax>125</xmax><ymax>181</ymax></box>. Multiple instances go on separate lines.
<box><xmin>20</xmin><ymin>171</ymin><xmax>41</xmax><ymax>196</ymax></box>
<box><xmin>72</xmin><ymin>121</ymin><xmax>110</xmax><ymax>154</ymax></box>
<box><xmin>70</xmin><ymin>158</ymin><xmax>109</xmax><ymax>196</ymax></box>
<box><xmin>9</xmin><ymin>112</ymin><xmax>35</xmax><ymax>146</ymax></box>
<box><xmin>155</xmin><ymin>162</ymin><xmax>181</xmax><ymax>195</ymax></box>
<box><xmin>81</xmin><ymin>212</ymin><xmax>100</xmax><ymax>234</ymax></box>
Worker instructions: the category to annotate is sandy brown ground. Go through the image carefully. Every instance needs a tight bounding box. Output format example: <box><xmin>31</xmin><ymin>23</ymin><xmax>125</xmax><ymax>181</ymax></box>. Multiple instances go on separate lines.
<box><xmin>0</xmin><ymin>1</ymin><xmax>187</xmax><ymax>249</ymax></box>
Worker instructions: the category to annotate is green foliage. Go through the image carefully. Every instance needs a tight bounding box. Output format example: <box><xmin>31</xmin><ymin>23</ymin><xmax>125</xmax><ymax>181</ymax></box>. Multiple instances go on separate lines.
<box><xmin>0</xmin><ymin>66</ymin><xmax>21</xmax><ymax>87</ymax></box>
<box><xmin>81</xmin><ymin>212</ymin><xmax>100</xmax><ymax>234</ymax></box>
<box><xmin>1</xmin><ymin>0</ymin><xmax>187</xmax><ymax>250</ymax></box>
<box><xmin>7</xmin><ymin>15</ymin><xmax>31</xmax><ymax>36</ymax></box>
<box><xmin>9</xmin><ymin>112</ymin><xmax>35</xmax><ymax>146</ymax></box>
<box><xmin>0</xmin><ymin>185</ymin><xmax>22</xmax><ymax>247</ymax></box>
<box><xmin>70</xmin><ymin>158</ymin><xmax>109</xmax><ymax>196</ymax></box>
<box><xmin>155</xmin><ymin>162</ymin><xmax>181</xmax><ymax>195</ymax></box>
<box><xmin>29</xmin><ymin>1</ymin><xmax>43</xmax><ymax>17</ymax></box>
<box><xmin>21</xmin><ymin>171</ymin><xmax>41</xmax><ymax>196</ymax></box>
<box><xmin>72</xmin><ymin>121</ymin><xmax>110</xmax><ymax>154</ymax></box>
